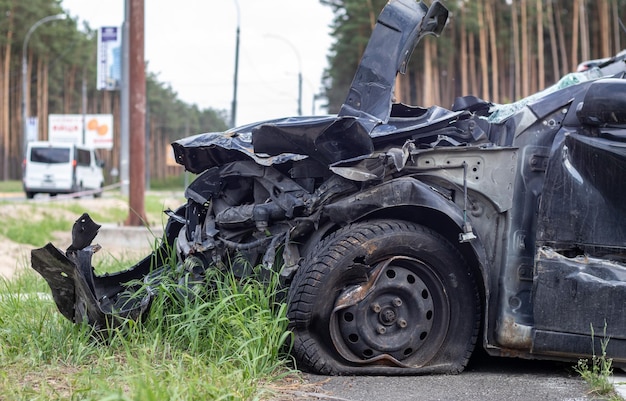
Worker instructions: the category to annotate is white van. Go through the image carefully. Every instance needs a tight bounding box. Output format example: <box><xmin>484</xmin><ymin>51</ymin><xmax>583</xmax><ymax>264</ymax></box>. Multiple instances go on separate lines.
<box><xmin>23</xmin><ymin>141</ymin><xmax>105</xmax><ymax>199</ymax></box>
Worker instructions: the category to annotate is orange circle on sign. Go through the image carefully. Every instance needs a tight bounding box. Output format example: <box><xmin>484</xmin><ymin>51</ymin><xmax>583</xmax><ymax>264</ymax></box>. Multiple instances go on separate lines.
<box><xmin>87</xmin><ymin>119</ymin><xmax>98</xmax><ymax>130</ymax></box>
<box><xmin>97</xmin><ymin>125</ymin><xmax>108</xmax><ymax>136</ymax></box>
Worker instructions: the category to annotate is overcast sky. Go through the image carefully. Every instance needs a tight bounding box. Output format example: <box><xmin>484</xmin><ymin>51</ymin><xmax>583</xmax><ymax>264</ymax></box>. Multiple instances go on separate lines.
<box><xmin>61</xmin><ymin>0</ymin><xmax>335</xmax><ymax>127</ymax></box>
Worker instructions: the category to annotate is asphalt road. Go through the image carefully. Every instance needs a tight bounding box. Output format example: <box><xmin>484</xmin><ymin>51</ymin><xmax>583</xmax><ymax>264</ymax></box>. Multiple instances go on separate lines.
<box><xmin>295</xmin><ymin>353</ymin><xmax>604</xmax><ymax>401</ymax></box>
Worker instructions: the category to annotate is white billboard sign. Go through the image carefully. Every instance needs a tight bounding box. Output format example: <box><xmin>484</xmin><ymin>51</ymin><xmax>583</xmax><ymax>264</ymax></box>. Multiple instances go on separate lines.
<box><xmin>48</xmin><ymin>114</ymin><xmax>114</xmax><ymax>149</ymax></box>
<box><xmin>97</xmin><ymin>26</ymin><xmax>122</xmax><ymax>90</ymax></box>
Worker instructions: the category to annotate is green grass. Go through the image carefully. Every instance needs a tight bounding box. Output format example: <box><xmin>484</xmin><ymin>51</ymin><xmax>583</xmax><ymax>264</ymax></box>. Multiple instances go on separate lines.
<box><xmin>0</xmin><ymin>199</ymin><xmax>127</xmax><ymax>247</ymax></box>
<box><xmin>0</xmin><ymin>191</ymin><xmax>183</xmax><ymax>247</ymax></box>
<box><xmin>0</xmin><ymin>180</ymin><xmax>23</xmax><ymax>192</ymax></box>
<box><xmin>0</xmin><ymin>206</ymin><xmax>73</xmax><ymax>247</ymax></box>
<box><xmin>149</xmin><ymin>173</ymin><xmax>194</xmax><ymax>191</ymax></box>
<box><xmin>0</xmin><ymin>192</ymin><xmax>299</xmax><ymax>400</ymax></box>
<box><xmin>0</xmin><ymin>258</ymin><xmax>295</xmax><ymax>400</ymax></box>
<box><xmin>574</xmin><ymin>323</ymin><xmax>622</xmax><ymax>401</ymax></box>
<box><xmin>61</xmin><ymin>201</ymin><xmax>130</xmax><ymax>224</ymax></box>
<box><xmin>0</xmin><ymin>177</ymin><xmax>189</xmax><ymax>193</ymax></box>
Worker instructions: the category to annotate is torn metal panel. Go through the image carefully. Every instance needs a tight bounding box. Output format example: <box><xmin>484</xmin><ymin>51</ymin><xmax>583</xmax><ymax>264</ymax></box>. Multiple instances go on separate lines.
<box><xmin>537</xmin><ymin>132</ymin><xmax>626</xmax><ymax>249</ymax></box>
<box><xmin>339</xmin><ymin>0</ymin><xmax>448</xmax><ymax>123</ymax></box>
<box><xmin>252</xmin><ymin>116</ymin><xmax>374</xmax><ymax>165</ymax></box>
<box><xmin>410</xmin><ymin>147</ymin><xmax>518</xmax><ymax>213</ymax></box>
<box><xmin>171</xmin><ymin>120</ymin><xmax>310</xmax><ymax>174</ymax></box>
<box><xmin>31</xmin><ymin>243</ymin><xmax>155</xmax><ymax>329</ymax></box>
<box><xmin>32</xmin><ymin>210</ymin><xmax>184</xmax><ymax>330</ymax></box>
<box><xmin>533</xmin><ymin>248</ymin><xmax>626</xmax><ymax>339</ymax></box>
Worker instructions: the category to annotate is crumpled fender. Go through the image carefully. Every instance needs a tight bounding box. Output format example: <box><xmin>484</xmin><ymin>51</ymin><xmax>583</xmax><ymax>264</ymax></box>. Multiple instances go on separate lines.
<box><xmin>321</xmin><ymin>176</ymin><xmax>490</xmax><ymax>303</ymax></box>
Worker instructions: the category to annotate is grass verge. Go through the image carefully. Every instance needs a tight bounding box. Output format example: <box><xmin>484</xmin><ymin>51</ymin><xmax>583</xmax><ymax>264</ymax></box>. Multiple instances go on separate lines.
<box><xmin>0</xmin><ymin>180</ymin><xmax>23</xmax><ymax>193</ymax></box>
<box><xmin>0</xmin><ymin>193</ymin><xmax>299</xmax><ymax>400</ymax></box>
<box><xmin>0</xmin><ymin>260</ymin><xmax>295</xmax><ymax>400</ymax></box>
<box><xmin>0</xmin><ymin>191</ymin><xmax>182</xmax><ymax>247</ymax></box>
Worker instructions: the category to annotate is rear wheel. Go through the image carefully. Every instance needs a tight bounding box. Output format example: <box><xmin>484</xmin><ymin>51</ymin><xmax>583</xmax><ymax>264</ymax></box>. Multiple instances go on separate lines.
<box><xmin>287</xmin><ymin>220</ymin><xmax>480</xmax><ymax>375</ymax></box>
<box><xmin>73</xmin><ymin>182</ymin><xmax>83</xmax><ymax>199</ymax></box>
<box><xmin>93</xmin><ymin>184</ymin><xmax>103</xmax><ymax>198</ymax></box>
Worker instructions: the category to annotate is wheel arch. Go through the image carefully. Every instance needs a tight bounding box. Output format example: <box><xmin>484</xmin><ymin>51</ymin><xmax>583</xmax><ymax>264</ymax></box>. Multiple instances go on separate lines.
<box><xmin>361</xmin><ymin>205</ymin><xmax>488</xmax><ymax>308</ymax></box>
<box><xmin>318</xmin><ymin>177</ymin><xmax>490</xmax><ymax>314</ymax></box>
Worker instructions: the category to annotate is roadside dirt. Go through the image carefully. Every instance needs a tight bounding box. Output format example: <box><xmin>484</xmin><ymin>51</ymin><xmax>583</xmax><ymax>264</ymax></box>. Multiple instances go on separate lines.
<box><xmin>0</xmin><ymin>239</ymin><xmax>32</xmax><ymax>279</ymax></box>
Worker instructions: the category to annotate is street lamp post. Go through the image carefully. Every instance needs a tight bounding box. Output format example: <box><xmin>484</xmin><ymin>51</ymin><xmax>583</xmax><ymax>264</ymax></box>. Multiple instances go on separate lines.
<box><xmin>231</xmin><ymin>0</ymin><xmax>240</xmax><ymax>128</ymax></box>
<box><xmin>265</xmin><ymin>34</ymin><xmax>302</xmax><ymax>116</ymax></box>
<box><xmin>21</xmin><ymin>13</ymin><xmax>66</xmax><ymax>158</ymax></box>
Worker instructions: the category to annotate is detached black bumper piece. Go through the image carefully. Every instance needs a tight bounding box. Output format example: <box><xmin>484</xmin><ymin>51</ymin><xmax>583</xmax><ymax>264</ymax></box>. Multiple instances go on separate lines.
<box><xmin>31</xmin><ymin>213</ymin><xmax>170</xmax><ymax>330</ymax></box>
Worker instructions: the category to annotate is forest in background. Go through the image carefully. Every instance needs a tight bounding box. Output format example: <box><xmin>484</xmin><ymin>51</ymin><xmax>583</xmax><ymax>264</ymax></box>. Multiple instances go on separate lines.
<box><xmin>1</xmin><ymin>0</ymin><xmax>625</xmax><ymax>181</ymax></box>
<box><xmin>323</xmin><ymin>0</ymin><xmax>626</xmax><ymax>114</ymax></box>
<box><xmin>0</xmin><ymin>0</ymin><xmax>228</xmax><ymax>182</ymax></box>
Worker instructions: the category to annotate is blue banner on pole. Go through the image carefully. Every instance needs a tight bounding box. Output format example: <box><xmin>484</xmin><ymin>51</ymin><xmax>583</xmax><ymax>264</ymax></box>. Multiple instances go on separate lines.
<box><xmin>97</xmin><ymin>26</ymin><xmax>122</xmax><ymax>90</ymax></box>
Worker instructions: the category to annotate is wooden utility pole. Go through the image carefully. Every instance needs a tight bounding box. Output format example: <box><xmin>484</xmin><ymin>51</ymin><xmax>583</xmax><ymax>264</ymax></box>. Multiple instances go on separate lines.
<box><xmin>125</xmin><ymin>0</ymin><xmax>148</xmax><ymax>226</ymax></box>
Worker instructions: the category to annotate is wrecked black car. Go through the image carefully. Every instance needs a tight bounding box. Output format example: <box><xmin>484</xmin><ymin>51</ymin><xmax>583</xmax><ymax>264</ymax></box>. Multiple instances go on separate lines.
<box><xmin>32</xmin><ymin>0</ymin><xmax>626</xmax><ymax>375</ymax></box>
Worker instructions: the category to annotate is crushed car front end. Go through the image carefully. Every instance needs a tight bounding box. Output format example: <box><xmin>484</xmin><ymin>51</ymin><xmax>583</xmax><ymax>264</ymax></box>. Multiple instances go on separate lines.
<box><xmin>32</xmin><ymin>0</ymin><xmax>454</xmax><ymax>333</ymax></box>
<box><xmin>31</xmin><ymin>0</ymin><xmax>626</xmax><ymax>375</ymax></box>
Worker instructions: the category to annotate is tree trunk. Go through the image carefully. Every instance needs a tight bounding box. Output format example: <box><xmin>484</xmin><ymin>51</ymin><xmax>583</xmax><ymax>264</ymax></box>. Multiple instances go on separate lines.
<box><xmin>64</xmin><ymin>66</ymin><xmax>76</xmax><ymax>113</ymax></box>
<box><xmin>478</xmin><ymin>3</ymin><xmax>489</xmax><ymax>100</ymax></box>
<box><xmin>42</xmin><ymin>59</ymin><xmax>49</xmax><ymax>141</ymax></box>
<box><xmin>1</xmin><ymin>8</ymin><xmax>13</xmax><ymax>180</ymax></box>
<box><xmin>422</xmin><ymin>39</ymin><xmax>433</xmax><ymax>105</ymax></box>
<box><xmin>431</xmin><ymin>41</ymin><xmax>440</xmax><ymax>106</ymax></box>
<box><xmin>468</xmin><ymin>32</ymin><xmax>477</xmax><ymax>95</ymax></box>
<box><xmin>486</xmin><ymin>0</ymin><xmax>499</xmax><ymax>102</ymax></box>
<box><xmin>37</xmin><ymin>58</ymin><xmax>43</xmax><ymax>141</ymax></box>
<box><xmin>546</xmin><ymin>0</ymin><xmax>560</xmax><ymax>82</ymax></box>
<box><xmin>365</xmin><ymin>0</ymin><xmax>376</xmax><ymax>30</ymax></box>
<box><xmin>521</xmin><ymin>0</ymin><xmax>530</xmax><ymax>97</ymax></box>
<box><xmin>511</xmin><ymin>0</ymin><xmax>520</xmax><ymax>100</ymax></box>
<box><xmin>612</xmin><ymin>0</ymin><xmax>620</xmax><ymax>53</ymax></box>
<box><xmin>460</xmin><ymin>7</ymin><xmax>468</xmax><ymax>97</ymax></box>
<box><xmin>536</xmin><ymin>0</ymin><xmax>545</xmax><ymax>90</ymax></box>
<box><xmin>11</xmin><ymin>70</ymin><xmax>20</xmax><ymax>178</ymax></box>
<box><xmin>24</xmin><ymin>48</ymin><xmax>34</xmax><ymax>153</ymax></box>
<box><xmin>394</xmin><ymin>76</ymin><xmax>404</xmax><ymax>104</ymax></box>
<box><xmin>579</xmin><ymin>0</ymin><xmax>589</xmax><ymax>62</ymax></box>
<box><xmin>554</xmin><ymin>1</ymin><xmax>569</xmax><ymax>75</ymax></box>
<box><xmin>571</xmin><ymin>0</ymin><xmax>580</xmax><ymax>71</ymax></box>
<box><xmin>442</xmin><ymin>20</ymin><xmax>455</xmax><ymax>104</ymax></box>
<box><xmin>153</xmin><ymin>126</ymin><xmax>161</xmax><ymax>180</ymax></box>
<box><xmin>599</xmin><ymin>0</ymin><xmax>610</xmax><ymax>57</ymax></box>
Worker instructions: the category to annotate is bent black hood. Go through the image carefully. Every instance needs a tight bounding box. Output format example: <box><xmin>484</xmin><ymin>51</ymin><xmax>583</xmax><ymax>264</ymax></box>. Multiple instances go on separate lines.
<box><xmin>172</xmin><ymin>0</ymin><xmax>449</xmax><ymax>173</ymax></box>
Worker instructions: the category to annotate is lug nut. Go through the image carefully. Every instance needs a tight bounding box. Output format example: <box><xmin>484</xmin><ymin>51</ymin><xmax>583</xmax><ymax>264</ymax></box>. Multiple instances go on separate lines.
<box><xmin>377</xmin><ymin>326</ymin><xmax>386</xmax><ymax>334</ymax></box>
<box><xmin>397</xmin><ymin>319</ymin><xmax>407</xmax><ymax>328</ymax></box>
<box><xmin>371</xmin><ymin>303</ymin><xmax>381</xmax><ymax>313</ymax></box>
<box><xmin>393</xmin><ymin>297</ymin><xmax>402</xmax><ymax>307</ymax></box>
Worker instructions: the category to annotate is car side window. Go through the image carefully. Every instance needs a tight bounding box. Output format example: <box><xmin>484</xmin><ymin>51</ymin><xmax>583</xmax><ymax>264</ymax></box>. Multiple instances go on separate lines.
<box><xmin>76</xmin><ymin>149</ymin><xmax>91</xmax><ymax>167</ymax></box>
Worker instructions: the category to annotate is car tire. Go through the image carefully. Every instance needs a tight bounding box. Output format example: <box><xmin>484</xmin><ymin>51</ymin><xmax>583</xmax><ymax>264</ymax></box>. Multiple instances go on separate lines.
<box><xmin>74</xmin><ymin>182</ymin><xmax>83</xmax><ymax>199</ymax></box>
<box><xmin>94</xmin><ymin>184</ymin><xmax>103</xmax><ymax>198</ymax></box>
<box><xmin>287</xmin><ymin>219</ymin><xmax>480</xmax><ymax>375</ymax></box>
